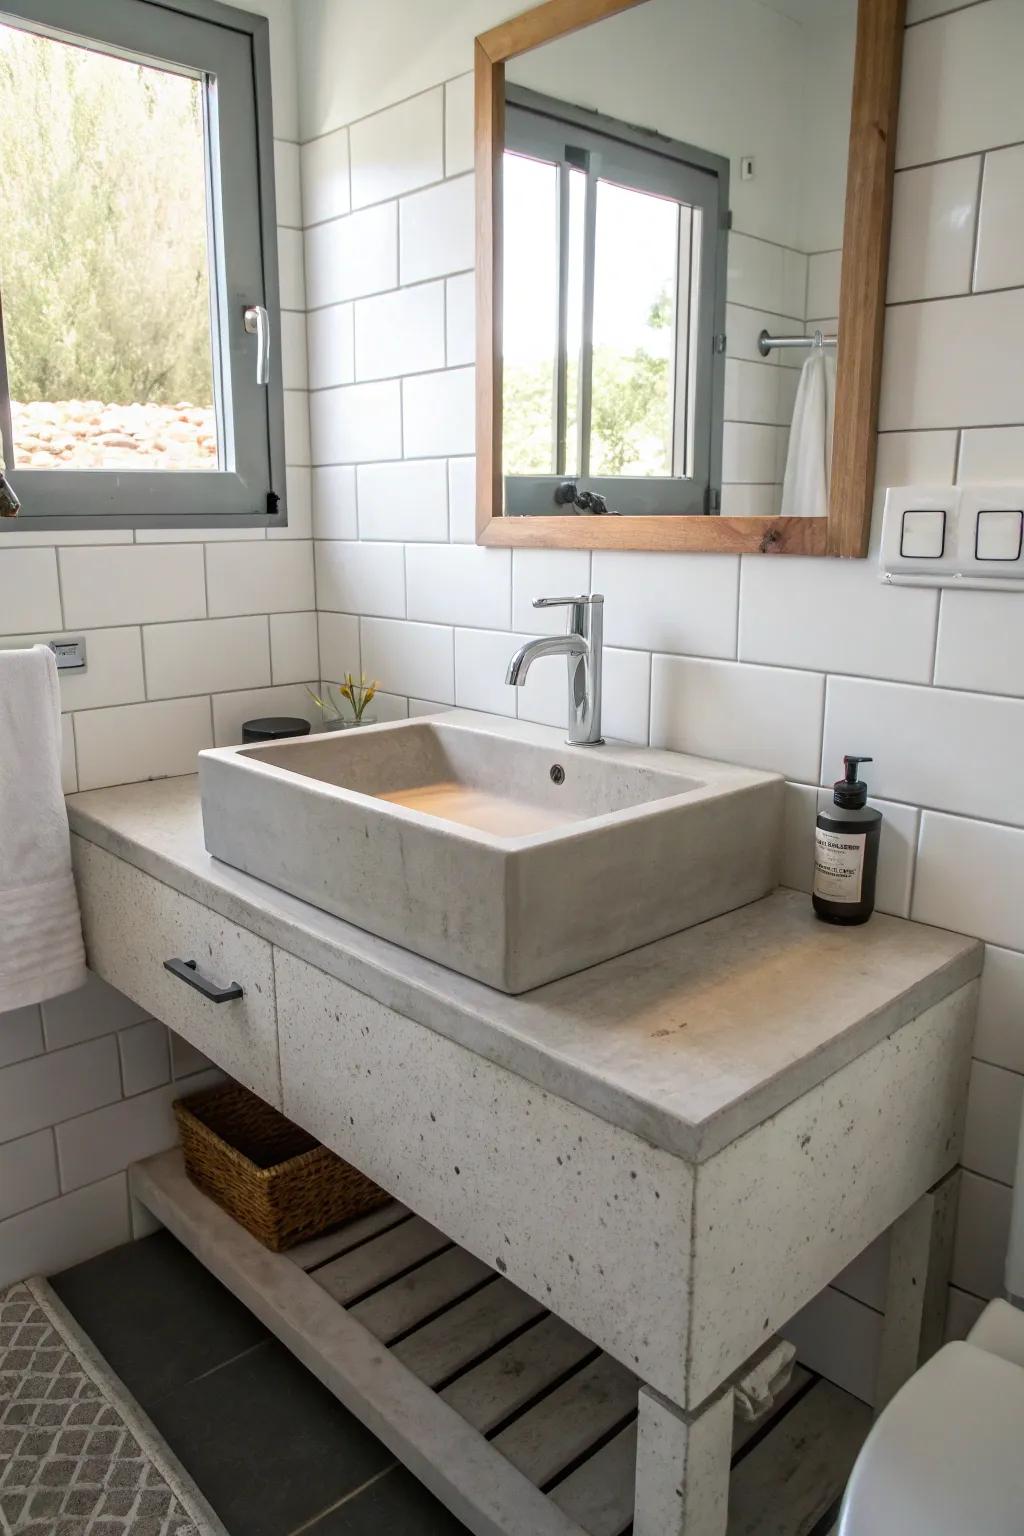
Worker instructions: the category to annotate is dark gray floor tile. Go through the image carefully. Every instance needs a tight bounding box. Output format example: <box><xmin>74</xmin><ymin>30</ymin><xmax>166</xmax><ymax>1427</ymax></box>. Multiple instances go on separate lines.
<box><xmin>146</xmin><ymin>1338</ymin><xmax>394</xmax><ymax>1536</ymax></box>
<box><xmin>305</xmin><ymin>1466</ymin><xmax>471</xmax><ymax>1535</ymax></box>
<box><xmin>51</xmin><ymin>1231</ymin><xmax>269</xmax><ymax>1408</ymax></box>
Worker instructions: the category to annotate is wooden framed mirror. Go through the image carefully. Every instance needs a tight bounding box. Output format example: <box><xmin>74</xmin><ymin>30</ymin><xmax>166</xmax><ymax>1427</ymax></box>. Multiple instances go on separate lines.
<box><xmin>475</xmin><ymin>0</ymin><xmax>905</xmax><ymax>556</ymax></box>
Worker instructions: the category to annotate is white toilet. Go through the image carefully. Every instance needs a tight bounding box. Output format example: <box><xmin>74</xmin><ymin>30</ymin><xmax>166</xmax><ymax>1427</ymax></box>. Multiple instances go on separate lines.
<box><xmin>839</xmin><ymin>1123</ymin><xmax>1024</xmax><ymax>1535</ymax></box>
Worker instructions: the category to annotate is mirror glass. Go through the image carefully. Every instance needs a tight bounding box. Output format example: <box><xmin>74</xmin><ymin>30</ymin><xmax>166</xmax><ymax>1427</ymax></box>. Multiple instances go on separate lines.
<box><xmin>500</xmin><ymin>0</ymin><xmax>857</xmax><ymax>519</ymax></box>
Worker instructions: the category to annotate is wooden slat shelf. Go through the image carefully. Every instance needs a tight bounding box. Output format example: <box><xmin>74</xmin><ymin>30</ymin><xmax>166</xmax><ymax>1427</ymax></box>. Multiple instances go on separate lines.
<box><xmin>131</xmin><ymin>1151</ymin><xmax>869</xmax><ymax>1536</ymax></box>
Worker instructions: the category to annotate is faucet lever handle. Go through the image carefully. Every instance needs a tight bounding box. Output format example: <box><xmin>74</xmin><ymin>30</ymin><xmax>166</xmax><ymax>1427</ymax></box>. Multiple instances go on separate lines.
<box><xmin>533</xmin><ymin>593</ymin><xmax>604</xmax><ymax>608</ymax></box>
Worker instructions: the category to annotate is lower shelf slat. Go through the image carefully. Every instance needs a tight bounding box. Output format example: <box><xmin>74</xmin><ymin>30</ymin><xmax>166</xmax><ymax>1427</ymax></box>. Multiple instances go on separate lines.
<box><xmin>351</xmin><ymin>1245</ymin><xmax>494</xmax><ymax>1344</ymax></box>
<box><xmin>550</xmin><ymin>1423</ymin><xmax>637</xmax><ymax>1536</ymax></box>
<box><xmin>131</xmin><ymin>1151</ymin><xmax>871</xmax><ymax>1536</ymax></box>
<box><xmin>288</xmin><ymin>1200</ymin><xmax>411</xmax><ymax>1271</ymax></box>
<box><xmin>441</xmin><ymin>1313</ymin><xmax>595</xmax><ymax>1435</ymax></box>
<box><xmin>391</xmin><ymin>1276</ymin><xmax>547</xmax><ymax>1389</ymax></box>
<box><xmin>493</xmin><ymin>1353</ymin><xmax>638</xmax><ymax>1488</ymax></box>
<box><xmin>314</xmin><ymin>1214</ymin><xmax>450</xmax><ymax>1304</ymax></box>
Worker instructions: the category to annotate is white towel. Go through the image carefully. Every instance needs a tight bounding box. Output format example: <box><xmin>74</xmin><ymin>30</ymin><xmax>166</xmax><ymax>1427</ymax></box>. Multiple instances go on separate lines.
<box><xmin>780</xmin><ymin>349</ymin><xmax>836</xmax><ymax>519</ymax></box>
<box><xmin>0</xmin><ymin>646</ymin><xmax>87</xmax><ymax>1012</ymax></box>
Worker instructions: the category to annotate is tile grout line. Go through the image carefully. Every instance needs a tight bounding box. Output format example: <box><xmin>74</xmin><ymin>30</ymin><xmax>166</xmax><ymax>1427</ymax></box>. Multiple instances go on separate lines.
<box><xmin>307</xmin><ymin>361</ymin><xmax>473</xmax><ymax>396</ymax></box>
<box><xmin>894</xmin><ymin>135</ymin><xmax>1024</xmax><ymax>175</ymax></box>
<box><xmin>0</xmin><ymin>1162</ymin><xmax>135</xmax><ymax>1214</ymax></box>
<box><xmin>41</xmin><ymin>627</ymin><xmax>1024</xmax><ymax>715</ymax></box>
<box><xmin>302</xmin><ymin>167</ymin><xmax>470</xmax><ymax>236</ymax></box>
<box><xmin>53</xmin><ymin>545</ymin><xmax>68</xmax><ymax>631</ymax></box>
<box><xmin>67</xmin><ymin>710</ymin><xmax>80</xmax><ymax>793</ymax></box>
<box><xmin>904</xmin><ymin>804</ymin><xmax>923</xmax><ymax>922</ymax></box>
<box><xmin>284</xmin><ymin>1464</ymin><xmax>398</xmax><ymax>1536</ymax></box>
<box><xmin>905</xmin><ymin>0</ymin><xmax>989</xmax><ymax>28</ymax></box>
<box><xmin>968</xmin><ymin>151</ymin><xmax>987</xmax><ymax>295</ymax></box>
<box><xmin>301</xmin><ymin>78</ymin><xmax>456</xmax><ymax>148</ymax></box>
<box><xmin>146</xmin><ymin>1339</ymin><xmax>272</xmax><ymax>1407</ymax></box>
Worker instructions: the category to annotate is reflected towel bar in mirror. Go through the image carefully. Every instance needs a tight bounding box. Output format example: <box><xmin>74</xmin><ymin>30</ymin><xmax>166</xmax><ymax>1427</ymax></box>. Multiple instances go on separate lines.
<box><xmin>758</xmin><ymin>328</ymin><xmax>838</xmax><ymax>356</ymax></box>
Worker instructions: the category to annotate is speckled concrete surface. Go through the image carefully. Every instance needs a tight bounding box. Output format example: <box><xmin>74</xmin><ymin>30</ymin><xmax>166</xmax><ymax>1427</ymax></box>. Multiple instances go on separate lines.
<box><xmin>688</xmin><ymin>982</ymin><xmax>977</xmax><ymax>1403</ymax></box>
<box><xmin>69</xmin><ymin>775</ymin><xmax>981</xmax><ymax>1163</ymax></box>
<box><xmin>198</xmin><ymin>712</ymin><xmax>782</xmax><ymax>992</ymax></box>
<box><xmin>274</xmin><ymin>949</ymin><xmax>693</xmax><ymax>1406</ymax></box>
<box><xmin>272</xmin><ymin>949</ymin><xmax>975</xmax><ymax>1410</ymax></box>
<box><xmin>74</xmin><ymin>837</ymin><xmax>280</xmax><ymax>1107</ymax></box>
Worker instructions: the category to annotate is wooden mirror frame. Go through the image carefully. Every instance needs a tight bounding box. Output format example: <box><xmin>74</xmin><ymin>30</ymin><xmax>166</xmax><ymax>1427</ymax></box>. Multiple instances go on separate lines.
<box><xmin>475</xmin><ymin>0</ymin><xmax>906</xmax><ymax>557</ymax></box>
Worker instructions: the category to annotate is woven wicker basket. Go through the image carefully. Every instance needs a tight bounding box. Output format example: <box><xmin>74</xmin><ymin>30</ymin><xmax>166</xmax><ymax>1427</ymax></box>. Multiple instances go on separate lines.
<box><xmin>173</xmin><ymin>1081</ymin><xmax>388</xmax><ymax>1252</ymax></box>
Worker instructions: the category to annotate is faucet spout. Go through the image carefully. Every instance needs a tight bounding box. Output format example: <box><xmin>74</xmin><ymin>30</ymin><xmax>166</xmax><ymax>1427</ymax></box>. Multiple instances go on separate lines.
<box><xmin>505</xmin><ymin>633</ymin><xmax>586</xmax><ymax>687</ymax></box>
<box><xmin>504</xmin><ymin>594</ymin><xmax>605</xmax><ymax>746</ymax></box>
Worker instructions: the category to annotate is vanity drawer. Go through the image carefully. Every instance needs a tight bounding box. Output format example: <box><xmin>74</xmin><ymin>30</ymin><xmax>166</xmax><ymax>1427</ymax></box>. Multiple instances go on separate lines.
<box><xmin>72</xmin><ymin>837</ymin><xmax>280</xmax><ymax>1106</ymax></box>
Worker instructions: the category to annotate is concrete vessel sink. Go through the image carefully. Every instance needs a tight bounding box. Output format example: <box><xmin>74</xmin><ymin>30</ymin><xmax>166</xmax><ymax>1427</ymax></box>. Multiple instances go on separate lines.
<box><xmin>198</xmin><ymin>712</ymin><xmax>782</xmax><ymax>993</ymax></box>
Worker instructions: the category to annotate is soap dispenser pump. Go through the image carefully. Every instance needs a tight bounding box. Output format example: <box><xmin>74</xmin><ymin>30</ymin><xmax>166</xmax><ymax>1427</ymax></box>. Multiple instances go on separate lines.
<box><xmin>812</xmin><ymin>755</ymin><xmax>882</xmax><ymax>925</ymax></box>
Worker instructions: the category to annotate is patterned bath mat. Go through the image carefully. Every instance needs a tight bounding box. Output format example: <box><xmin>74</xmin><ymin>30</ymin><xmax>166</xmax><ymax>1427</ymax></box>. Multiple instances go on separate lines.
<box><xmin>0</xmin><ymin>1276</ymin><xmax>229</xmax><ymax>1536</ymax></box>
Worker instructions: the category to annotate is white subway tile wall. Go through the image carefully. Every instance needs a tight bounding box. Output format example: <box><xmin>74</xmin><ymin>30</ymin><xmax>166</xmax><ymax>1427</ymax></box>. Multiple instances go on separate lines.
<box><xmin>0</xmin><ymin>5</ymin><xmax>315</xmax><ymax>1280</ymax></box>
<box><xmin>0</xmin><ymin>975</ymin><xmax>220</xmax><ymax>1285</ymax></box>
<box><xmin>301</xmin><ymin>0</ymin><xmax>1024</xmax><ymax>1341</ymax></box>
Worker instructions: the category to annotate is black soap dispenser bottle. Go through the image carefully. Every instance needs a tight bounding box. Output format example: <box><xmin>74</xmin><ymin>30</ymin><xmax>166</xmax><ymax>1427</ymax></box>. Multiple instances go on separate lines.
<box><xmin>812</xmin><ymin>756</ymin><xmax>882</xmax><ymax>925</ymax></box>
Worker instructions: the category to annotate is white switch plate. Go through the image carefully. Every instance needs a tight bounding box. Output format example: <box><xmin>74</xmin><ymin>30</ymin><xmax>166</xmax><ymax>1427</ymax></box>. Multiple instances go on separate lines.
<box><xmin>879</xmin><ymin>485</ymin><xmax>1024</xmax><ymax>590</ymax></box>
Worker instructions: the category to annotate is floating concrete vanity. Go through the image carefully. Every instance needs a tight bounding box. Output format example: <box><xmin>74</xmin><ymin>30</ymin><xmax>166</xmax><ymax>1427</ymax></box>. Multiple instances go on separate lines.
<box><xmin>67</xmin><ymin>768</ymin><xmax>982</xmax><ymax>1536</ymax></box>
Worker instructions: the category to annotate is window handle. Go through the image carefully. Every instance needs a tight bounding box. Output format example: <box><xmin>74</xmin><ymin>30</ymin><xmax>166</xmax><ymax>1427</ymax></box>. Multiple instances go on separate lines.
<box><xmin>553</xmin><ymin>481</ymin><xmax>616</xmax><ymax>515</ymax></box>
<box><xmin>243</xmin><ymin>305</ymin><xmax>271</xmax><ymax>386</ymax></box>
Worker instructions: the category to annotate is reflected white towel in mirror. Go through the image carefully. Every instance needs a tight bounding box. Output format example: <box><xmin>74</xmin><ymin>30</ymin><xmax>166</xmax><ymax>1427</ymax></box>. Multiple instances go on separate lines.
<box><xmin>780</xmin><ymin>350</ymin><xmax>836</xmax><ymax>519</ymax></box>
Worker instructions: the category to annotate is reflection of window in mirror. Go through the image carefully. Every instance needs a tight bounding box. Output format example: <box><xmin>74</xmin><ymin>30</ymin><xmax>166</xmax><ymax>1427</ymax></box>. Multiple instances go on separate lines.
<box><xmin>491</xmin><ymin>0</ymin><xmax>862</xmax><ymax>534</ymax></box>
<box><xmin>502</xmin><ymin>90</ymin><xmax>727</xmax><ymax>519</ymax></box>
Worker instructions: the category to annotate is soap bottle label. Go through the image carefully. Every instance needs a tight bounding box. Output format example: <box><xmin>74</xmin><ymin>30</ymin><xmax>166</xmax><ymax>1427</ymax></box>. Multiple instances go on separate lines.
<box><xmin>813</xmin><ymin>827</ymin><xmax>866</xmax><ymax>903</ymax></box>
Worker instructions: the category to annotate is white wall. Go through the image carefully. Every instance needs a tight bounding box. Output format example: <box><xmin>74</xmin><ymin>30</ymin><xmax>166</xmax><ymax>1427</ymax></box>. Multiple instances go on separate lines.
<box><xmin>0</xmin><ymin>984</ymin><xmax>221</xmax><ymax>1286</ymax></box>
<box><xmin>0</xmin><ymin>0</ymin><xmax>308</xmax><ymax>1280</ymax></box>
<box><xmin>301</xmin><ymin>0</ymin><xmax>1024</xmax><ymax>1370</ymax></box>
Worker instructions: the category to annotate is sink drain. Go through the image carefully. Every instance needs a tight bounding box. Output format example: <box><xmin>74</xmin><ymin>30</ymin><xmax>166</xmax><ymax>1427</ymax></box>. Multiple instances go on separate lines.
<box><xmin>550</xmin><ymin>763</ymin><xmax>565</xmax><ymax>785</ymax></box>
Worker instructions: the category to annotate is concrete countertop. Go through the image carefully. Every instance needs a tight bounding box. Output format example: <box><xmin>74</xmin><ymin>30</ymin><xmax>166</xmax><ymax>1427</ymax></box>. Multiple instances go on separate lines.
<box><xmin>67</xmin><ymin>774</ymin><xmax>982</xmax><ymax>1163</ymax></box>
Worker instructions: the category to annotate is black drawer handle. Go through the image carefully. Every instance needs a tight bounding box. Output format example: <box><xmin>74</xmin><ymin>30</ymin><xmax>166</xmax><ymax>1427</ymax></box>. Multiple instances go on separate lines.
<box><xmin>164</xmin><ymin>957</ymin><xmax>244</xmax><ymax>1004</ymax></box>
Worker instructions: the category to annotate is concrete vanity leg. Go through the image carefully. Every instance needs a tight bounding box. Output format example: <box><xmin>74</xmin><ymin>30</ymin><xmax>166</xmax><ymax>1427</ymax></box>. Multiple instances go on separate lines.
<box><xmin>634</xmin><ymin>1383</ymin><xmax>733</xmax><ymax>1536</ymax></box>
<box><xmin>874</xmin><ymin>1168</ymin><xmax>960</xmax><ymax>1414</ymax></box>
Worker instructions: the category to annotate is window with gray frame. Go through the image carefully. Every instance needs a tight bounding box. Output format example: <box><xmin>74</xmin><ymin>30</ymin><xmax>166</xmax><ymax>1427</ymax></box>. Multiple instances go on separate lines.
<box><xmin>0</xmin><ymin>0</ymin><xmax>286</xmax><ymax>530</ymax></box>
<box><xmin>502</xmin><ymin>88</ymin><xmax>727</xmax><ymax>517</ymax></box>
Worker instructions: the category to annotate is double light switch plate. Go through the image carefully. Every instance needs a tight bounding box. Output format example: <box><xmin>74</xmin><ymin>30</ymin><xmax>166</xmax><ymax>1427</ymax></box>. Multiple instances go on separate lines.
<box><xmin>880</xmin><ymin>486</ymin><xmax>1024</xmax><ymax>590</ymax></box>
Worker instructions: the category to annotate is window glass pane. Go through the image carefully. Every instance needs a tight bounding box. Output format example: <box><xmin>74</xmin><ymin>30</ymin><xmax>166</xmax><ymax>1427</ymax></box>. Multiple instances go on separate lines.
<box><xmin>502</xmin><ymin>151</ymin><xmax>558</xmax><ymax>476</ymax></box>
<box><xmin>563</xmin><ymin>166</ymin><xmax>586</xmax><ymax>477</ymax></box>
<box><xmin>589</xmin><ymin>179</ymin><xmax>678</xmax><ymax>478</ymax></box>
<box><xmin>0</xmin><ymin>22</ymin><xmax>217</xmax><ymax>472</ymax></box>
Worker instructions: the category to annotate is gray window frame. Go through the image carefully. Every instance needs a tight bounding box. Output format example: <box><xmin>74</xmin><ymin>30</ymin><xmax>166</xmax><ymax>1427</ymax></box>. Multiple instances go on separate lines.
<box><xmin>0</xmin><ymin>0</ymin><xmax>287</xmax><ymax>531</ymax></box>
<box><xmin>503</xmin><ymin>86</ymin><xmax>728</xmax><ymax>519</ymax></box>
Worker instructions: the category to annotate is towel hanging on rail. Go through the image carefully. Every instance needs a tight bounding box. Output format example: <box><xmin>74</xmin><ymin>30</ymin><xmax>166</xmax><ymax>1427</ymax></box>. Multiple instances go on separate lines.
<box><xmin>0</xmin><ymin>645</ymin><xmax>86</xmax><ymax>1012</ymax></box>
<box><xmin>780</xmin><ymin>348</ymin><xmax>836</xmax><ymax>519</ymax></box>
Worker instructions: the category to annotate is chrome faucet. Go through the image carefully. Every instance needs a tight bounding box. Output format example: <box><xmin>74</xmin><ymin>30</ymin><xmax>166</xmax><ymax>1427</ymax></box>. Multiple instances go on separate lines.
<box><xmin>506</xmin><ymin>594</ymin><xmax>605</xmax><ymax>747</ymax></box>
